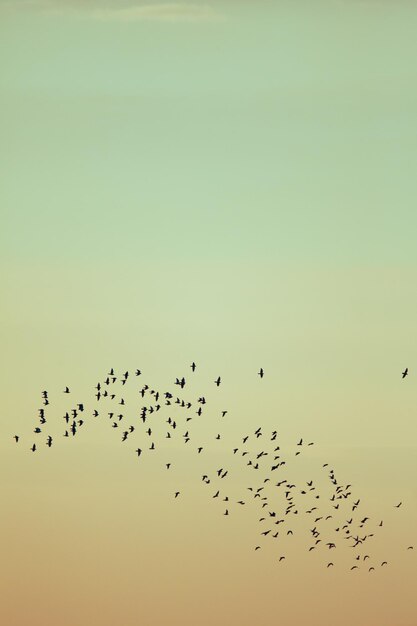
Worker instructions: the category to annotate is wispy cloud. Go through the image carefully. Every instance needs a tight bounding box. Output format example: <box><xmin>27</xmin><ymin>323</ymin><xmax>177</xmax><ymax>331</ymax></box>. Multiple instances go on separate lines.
<box><xmin>90</xmin><ymin>3</ymin><xmax>221</xmax><ymax>22</ymax></box>
<box><xmin>0</xmin><ymin>0</ymin><xmax>222</xmax><ymax>22</ymax></box>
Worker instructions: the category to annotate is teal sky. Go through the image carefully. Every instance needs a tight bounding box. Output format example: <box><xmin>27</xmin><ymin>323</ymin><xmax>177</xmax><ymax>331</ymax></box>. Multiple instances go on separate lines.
<box><xmin>1</xmin><ymin>0</ymin><xmax>417</xmax><ymax>266</ymax></box>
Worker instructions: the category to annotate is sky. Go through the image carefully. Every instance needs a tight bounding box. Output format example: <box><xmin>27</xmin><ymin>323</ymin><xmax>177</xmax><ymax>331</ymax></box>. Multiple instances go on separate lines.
<box><xmin>1</xmin><ymin>1</ymin><xmax>417</xmax><ymax>625</ymax></box>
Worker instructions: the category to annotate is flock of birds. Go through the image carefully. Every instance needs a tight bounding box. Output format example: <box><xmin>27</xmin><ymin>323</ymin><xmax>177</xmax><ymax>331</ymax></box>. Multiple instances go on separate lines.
<box><xmin>13</xmin><ymin>363</ymin><xmax>414</xmax><ymax>572</ymax></box>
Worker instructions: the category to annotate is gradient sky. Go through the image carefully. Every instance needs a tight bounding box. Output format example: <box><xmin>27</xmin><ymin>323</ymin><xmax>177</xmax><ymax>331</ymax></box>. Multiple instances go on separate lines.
<box><xmin>1</xmin><ymin>1</ymin><xmax>417</xmax><ymax>625</ymax></box>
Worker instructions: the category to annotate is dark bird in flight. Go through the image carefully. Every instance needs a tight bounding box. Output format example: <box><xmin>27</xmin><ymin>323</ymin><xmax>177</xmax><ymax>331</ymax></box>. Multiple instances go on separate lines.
<box><xmin>395</xmin><ymin>502</ymin><xmax>402</xmax><ymax>508</ymax></box>
<box><xmin>46</xmin><ymin>436</ymin><xmax>52</xmax><ymax>447</ymax></box>
<box><xmin>402</xmin><ymin>367</ymin><xmax>408</xmax><ymax>378</ymax></box>
<box><xmin>135</xmin><ymin>448</ymin><xmax>142</xmax><ymax>456</ymax></box>
<box><xmin>174</xmin><ymin>492</ymin><xmax>180</xmax><ymax>498</ymax></box>
<box><xmin>191</xmin><ymin>362</ymin><xmax>196</xmax><ymax>372</ymax></box>
<box><xmin>258</xmin><ymin>368</ymin><xmax>264</xmax><ymax>378</ymax></box>
<box><xmin>64</xmin><ymin>386</ymin><xmax>70</xmax><ymax>393</ymax></box>
<box><xmin>14</xmin><ymin>435</ymin><xmax>19</xmax><ymax>443</ymax></box>
<box><xmin>214</xmin><ymin>377</ymin><xmax>221</xmax><ymax>387</ymax></box>
<box><xmin>327</xmin><ymin>563</ymin><xmax>334</xmax><ymax>568</ymax></box>
<box><xmin>381</xmin><ymin>561</ymin><xmax>388</xmax><ymax>566</ymax></box>
<box><xmin>31</xmin><ymin>444</ymin><xmax>36</xmax><ymax>452</ymax></box>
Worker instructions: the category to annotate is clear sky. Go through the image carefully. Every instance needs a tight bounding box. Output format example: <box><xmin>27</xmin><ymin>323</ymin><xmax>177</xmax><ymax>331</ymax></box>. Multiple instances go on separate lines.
<box><xmin>1</xmin><ymin>2</ymin><xmax>417</xmax><ymax>625</ymax></box>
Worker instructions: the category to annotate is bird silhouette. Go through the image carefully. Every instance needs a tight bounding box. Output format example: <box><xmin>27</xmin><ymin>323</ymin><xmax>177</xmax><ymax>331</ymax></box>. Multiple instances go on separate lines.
<box><xmin>14</xmin><ymin>360</ymin><xmax>413</xmax><ymax>576</ymax></box>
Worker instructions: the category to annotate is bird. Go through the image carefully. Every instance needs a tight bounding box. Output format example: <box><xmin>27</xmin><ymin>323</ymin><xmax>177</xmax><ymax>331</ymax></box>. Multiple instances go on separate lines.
<box><xmin>395</xmin><ymin>502</ymin><xmax>402</xmax><ymax>508</ymax></box>
<box><xmin>402</xmin><ymin>367</ymin><xmax>408</xmax><ymax>378</ymax></box>
<box><xmin>17</xmin><ymin>360</ymin><xmax>396</xmax><ymax>577</ymax></box>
